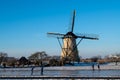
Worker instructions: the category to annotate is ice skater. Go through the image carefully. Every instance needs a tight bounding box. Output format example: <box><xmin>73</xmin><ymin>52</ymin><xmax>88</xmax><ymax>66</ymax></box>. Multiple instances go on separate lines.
<box><xmin>97</xmin><ymin>63</ymin><xmax>100</xmax><ymax>70</ymax></box>
<box><xmin>92</xmin><ymin>64</ymin><xmax>94</xmax><ymax>71</ymax></box>
<box><xmin>41</xmin><ymin>61</ymin><xmax>44</xmax><ymax>75</ymax></box>
<box><xmin>31</xmin><ymin>66</ymin><xmax>35</xmax><ymax>75</ymax></box>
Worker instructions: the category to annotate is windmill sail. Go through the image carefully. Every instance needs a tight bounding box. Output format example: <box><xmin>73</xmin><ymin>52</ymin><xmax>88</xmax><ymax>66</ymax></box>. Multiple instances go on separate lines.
<box><xmin>71</xmin><ymin>10</ymin><xmax>76</xmax><ymax>32</ymax></box>
<box><xmin>76</xmin><ymin>33</ymin><xmax>99</xmax><ymax>40</ymax></box>
<box><xmin>47</xmin><ymin>32</ymin><xmax>65</xmax><ymax>38</ymax></box>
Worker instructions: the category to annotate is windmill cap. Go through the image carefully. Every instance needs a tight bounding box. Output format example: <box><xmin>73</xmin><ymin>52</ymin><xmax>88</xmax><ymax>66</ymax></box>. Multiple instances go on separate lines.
<box><xmin>64</xmin><ymin>32</ymin><xmax>77</xmax><ymax>38</ymax></box>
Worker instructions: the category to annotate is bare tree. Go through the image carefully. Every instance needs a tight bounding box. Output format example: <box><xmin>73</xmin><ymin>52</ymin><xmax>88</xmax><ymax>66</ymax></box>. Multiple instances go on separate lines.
<box><xmin>28</xmin><ymin>51</ymin><xmax>47</xmax><ymax>65</ymax></box>
<box><xmin>0</xmin><ymin>52</ymin><xmax>8</xmax><ymax>65</ymax></box>
<box><xmin>28</xmin><ymin>51</ymin><xmax>47</xmax><ymax>59</ymax></box>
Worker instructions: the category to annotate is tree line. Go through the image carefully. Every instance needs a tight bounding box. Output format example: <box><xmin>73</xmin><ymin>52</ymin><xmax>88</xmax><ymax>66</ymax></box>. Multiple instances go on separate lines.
<box><xmin>0</xmin><ymin>52</ymin><xmax>120</xmax><ymax>67</ymax></box>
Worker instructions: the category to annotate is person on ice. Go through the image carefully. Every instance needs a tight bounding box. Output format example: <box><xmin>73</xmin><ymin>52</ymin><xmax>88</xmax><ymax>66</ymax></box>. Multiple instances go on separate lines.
<box><xmin>92</xmin><ymin>64</ymin><xmax>94</xmax><ymax>71</ymax></box>
<box><xmin>31</xmin><ymin>66</ymin><xmax>35</xmax><ymax>75</ymax></box>
<box><xmin>41</xmin><ymin>61</ymin><xmax>44</xmax><ymax>75</ymax></box>
<box><xmin>97</xmin><ymin>63</ymin><xmax>100</xmax><ymax>70</ymax></box>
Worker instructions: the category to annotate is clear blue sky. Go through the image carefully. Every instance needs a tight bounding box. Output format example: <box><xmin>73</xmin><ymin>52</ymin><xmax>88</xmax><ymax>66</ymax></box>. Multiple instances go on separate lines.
<box><xmin>0</xmin><ymin>0</ymin><xmax>120</xmax><ymax>58</ymax></box>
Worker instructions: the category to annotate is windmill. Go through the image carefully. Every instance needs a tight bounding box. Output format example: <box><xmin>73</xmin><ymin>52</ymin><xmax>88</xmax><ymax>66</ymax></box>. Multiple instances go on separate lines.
<box><xmin>47</xmin><ymin>10</ymin><xmax>99</xmax><ymax>64</ymax></box>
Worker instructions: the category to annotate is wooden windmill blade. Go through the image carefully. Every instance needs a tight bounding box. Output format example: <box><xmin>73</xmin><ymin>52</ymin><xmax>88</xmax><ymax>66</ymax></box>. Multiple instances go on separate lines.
<box><xmin>67</xmin><ymin>10</ymin><xmax>76</xmax><ymax>33</ymax></box>
<box><xmin>71</xmin><ymin>10</ymin><xmax>76</xmax><ymax>33</ymax></box>
<box><xmin>76</xmin><ymin>33</ymin><xmax>99</xmax><ymax>40</ymax></box>
<box><xmin>47</xmin><ymin>32</ymin><xmax>65</xmax><ymax>38</ymax></box>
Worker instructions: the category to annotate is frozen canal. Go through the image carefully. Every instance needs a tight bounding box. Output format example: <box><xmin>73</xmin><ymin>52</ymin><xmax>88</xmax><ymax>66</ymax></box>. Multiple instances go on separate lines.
<box><xmin>0</xmin><ymin>67</ymin><xmax>120</xmax><ymax>77</ymax></box>
<box><xmin>0</xmin><ymin>63</ymin><xmax>120</xmax><ymax>80</ymax></box>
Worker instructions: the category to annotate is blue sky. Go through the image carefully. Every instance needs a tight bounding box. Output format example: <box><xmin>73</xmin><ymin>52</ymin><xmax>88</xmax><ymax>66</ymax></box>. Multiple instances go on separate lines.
<box><xmin>0</xmin><ymin>0</ymin><xmax>120</xmax><ymax>58</ymax></box>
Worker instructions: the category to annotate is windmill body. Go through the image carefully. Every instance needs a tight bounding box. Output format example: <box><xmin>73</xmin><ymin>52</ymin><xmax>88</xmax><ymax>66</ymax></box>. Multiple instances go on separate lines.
<box><xmin>47</xmin><ymin>10</ymin><xmax>99</xmax><ymax>63</ymax></box>
<box><xmin>61</xmin><ymin>32</ymin><xmax>79</xmax><ymax>61</ymax></box>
